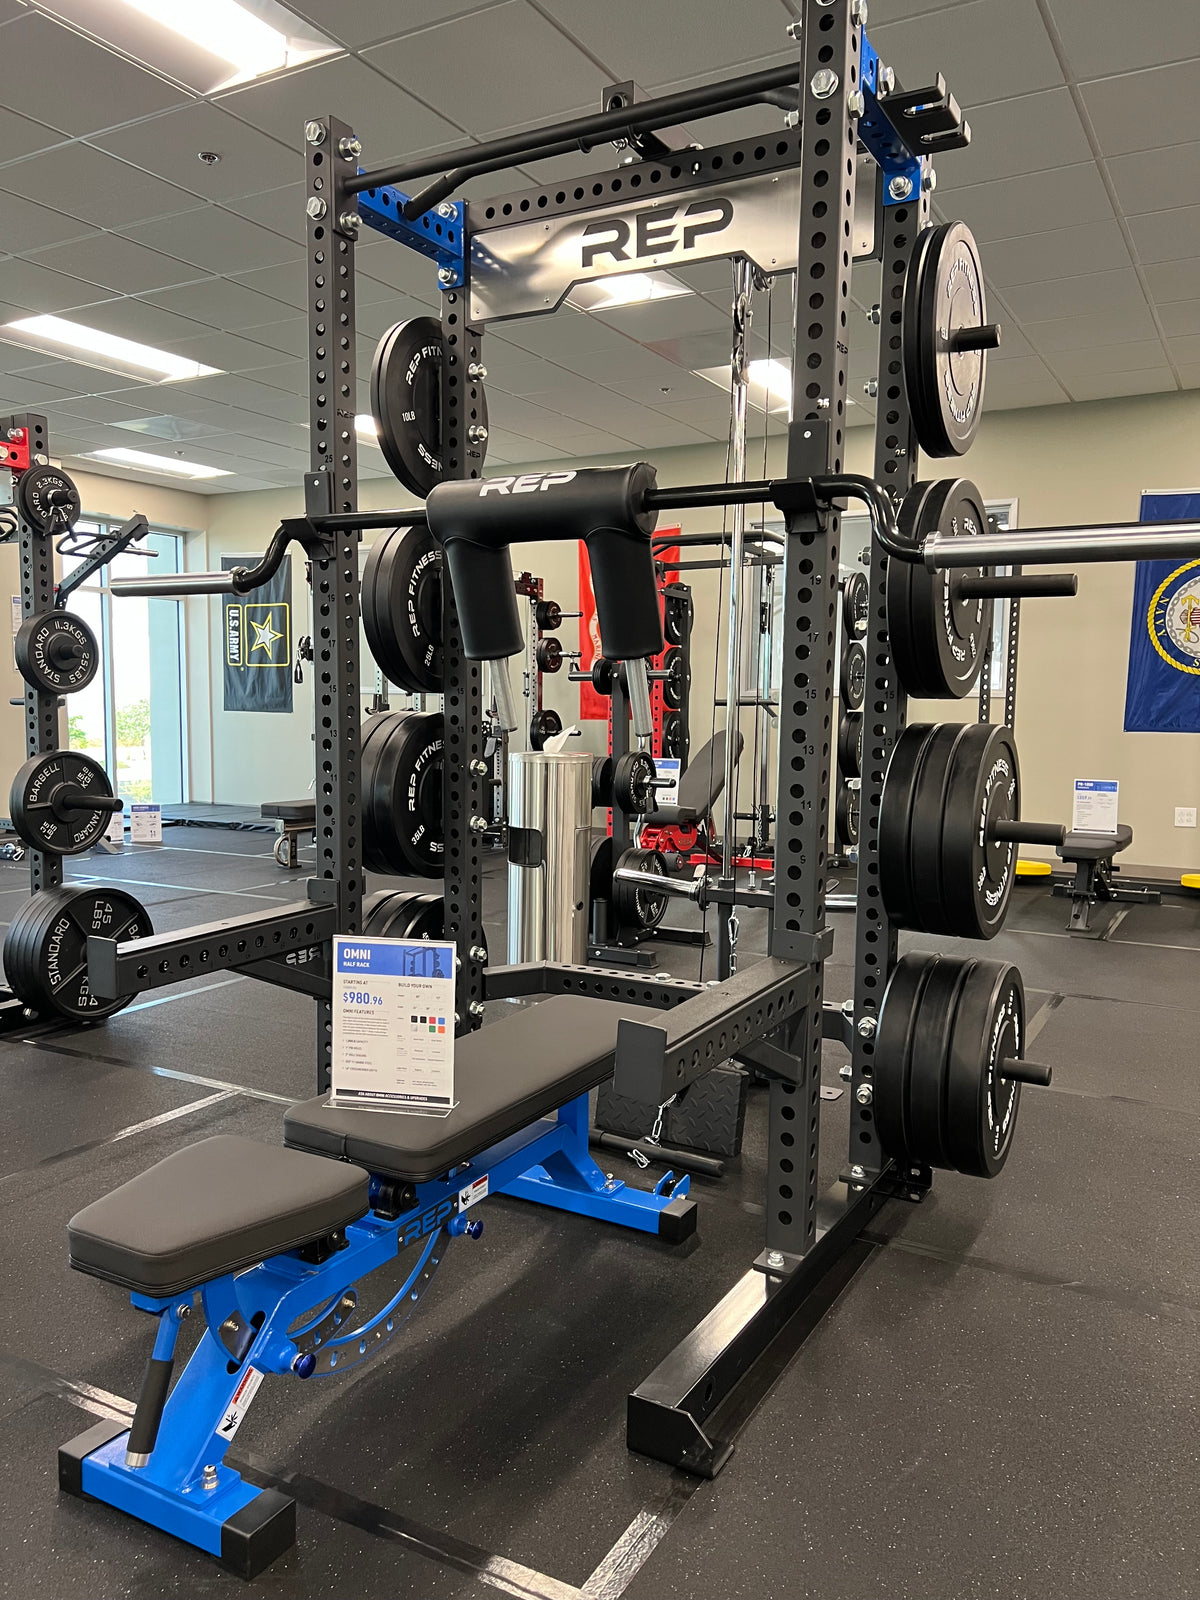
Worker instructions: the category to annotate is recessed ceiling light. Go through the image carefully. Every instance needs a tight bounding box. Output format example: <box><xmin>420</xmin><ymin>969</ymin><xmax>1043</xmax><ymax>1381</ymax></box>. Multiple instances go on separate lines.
<box><xmin>2</xmin><ymin>315</ymin><xmax>221</xmax><ymax>383</ymax></box>
<box><xmin>569</xmin><ymin>272</ymin><xmax>691</xmax><ymax>312</ymax></box>
<box><xmin>86</xmin><ymin>447</ymin><xmax>232</xmax><ymax>480</ymax></box>
<box><xmin>694</xmin><ymin>358</ymin><xmax>804</xmax><ymax>416</ymax></box>
<box><xmin>36</xmin><ymin>0</ymin><xmax>336</xmax><ymax>93</ymax></box>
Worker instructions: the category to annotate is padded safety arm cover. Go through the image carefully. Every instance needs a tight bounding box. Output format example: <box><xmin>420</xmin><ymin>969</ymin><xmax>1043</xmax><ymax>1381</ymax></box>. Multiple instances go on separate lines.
<box><xmin>426</xmin><ymin>464</ymin><xmax>663</xmax><ymax>662</ymax></box>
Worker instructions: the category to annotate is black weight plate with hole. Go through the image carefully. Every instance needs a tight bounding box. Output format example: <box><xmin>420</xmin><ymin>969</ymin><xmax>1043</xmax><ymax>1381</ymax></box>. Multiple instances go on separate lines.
<box><xmin>10</xmin><ymin>750</ymin><xmax>118</xmax><ymax>855</ymax></box>
<box><xmin>905</xmin><ymin>221</ymin><xmax>991</xmax><ymax>458</ymax></box>
<box><xmin>613</xmin><ymin>749</ymin><xmax>656</xmax><ymax>814</ymax></box>
<box><xmin>905</xmin><ymin>723</ymin><xmax>965</xmax><ymax>937</ymax></box>
<box><xmin>590</xmin><ymin>657</ymin><xmax>614</xmax><ymax>696</ymax></box>
<box><xmin>612</xmin><ymin>846</ymin><xmax>668</xmax><ymax>932</ymax></box>
<box><xmin>662</xmin><ymin>712</ymin><xmax>686</xmax><ymax>762</ymax></box>
<box><xmin>535</xmin><ymin>600</ymin><xmax>562</xmax><ymax>631</ymax></box>
<box><xmin>905</xmin><ymin>955</ymin><xmax>973</xmax><ymax>1173</ymax></box>
<box><xmin>3</xmin><ymin>886</ymin><xmax>151</xmax><ymax>1020</ymax></box>
<box><xmin>938</xmin><ymin>723</ymin><xmax>1020</xmax><ymax>940</ymax></box>
<box><xmin>592</xmin><ymin>755</ymin><xmax>614</xmax><ymax>809</ymax></box>
<box><xmin>878</xmin><ymin>723</ymin><xmax>938</xmax><ymax>932</ymax></box>
<box><xmin>883</xmin><ymin>479</ymin><xmax>938</xmax><ymax>699</ymax></box>
<box><xmin>837</xmin><ymin>710</ymin><xmax>863</xmax><ymax>778</ymax></box>
<box><xmin>834</xmin><ymin>783</ymin><xmax>859</xmax><ymax>848</ymax></box>
<box><xmin>661</xmin><ymin>648</ymin><xmax>688</xmax><ymax>710</ymax></box>
<box><xmin>840</xmin><ymin>639</ymin><xmax>866</xmax><ymax>711</ymax></box>
<box><xmin>371</xmin><ymin>318</ymin><xmax>488</xmax><ymax>497</ymax></box>
<box><xmin>887</xmin><ymin>479</ymin><xmax>992</xmax><ymax>699</ymax></box>
<box><xmin>361</xmin><ymin>712</ymin><xmax>443</xmax><ymax>877</ymax></box>
<box><xmin>944</xmin><ymin>958</ymin><xmax>1024</xmax><ymax>1178</ymax></box>
<box><xmin>536</xmin><ymin>637</ymin><xmax>563</xmax><ymax>673</ymax></box>
<box><xmin>15</xmin><ymin>611</ymin><xmax>99</xmax><ymax>695</ymax></box>
<box><xmin>664</xmin><ymin>594</ymin><xmax>694</xmax><ymax>646</ymax></box>
<box><xmin>529</xmin><ymin>708</ymin><xmax>562</xmax><ymax>750</ymax></box>
<box><xmin>873</xmin><ymin>952</ymin><xmax>939</xmax><ymax>1173</ymax></box>
<box><xmin>16</xmin><ymin>463</ymin><xmax>81</xmax><ymax>534</ymax></box>
<box><xmin>362</xmin><ymin>526</ymin><xmax>443</xmax><ymax>692</ymax></box>
<box><xmin>842</xmin><ymin>571</ymin><xmax>870</xmax><ymax>638</ymax></box>
<box><xmin>589</xmin><ymin>835</ymin><xmax>614</xmax><ymax>903</ymax></box>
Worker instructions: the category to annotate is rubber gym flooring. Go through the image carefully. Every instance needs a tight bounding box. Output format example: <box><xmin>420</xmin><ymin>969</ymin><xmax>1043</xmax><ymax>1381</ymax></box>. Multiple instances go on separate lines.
<box><xmin>0</xmin><ymin>832</ymin><xmax>1195</xmax><ymax>1599</ymax></box>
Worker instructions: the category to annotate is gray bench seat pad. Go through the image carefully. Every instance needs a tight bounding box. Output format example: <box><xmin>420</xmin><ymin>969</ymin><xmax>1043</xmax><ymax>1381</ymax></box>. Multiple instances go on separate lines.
<box><xmin>67</xmin><ymin>1136</ymin><xmax>369</xmax><ymax>1296</ymax></box>
<box><xmin>261</xmin><ymin>800</ymin><xmax>317</xmax><ymax>822</ymax></box>
<box><xmin>1059</xmin><ymin>824</ymin><xmax>1133</xmax><ymax>863</ymax></box>
<box><xmin>285</xmin><ymin>994</ymin><xmax>652</xmax><ymax>1183</ymax></box>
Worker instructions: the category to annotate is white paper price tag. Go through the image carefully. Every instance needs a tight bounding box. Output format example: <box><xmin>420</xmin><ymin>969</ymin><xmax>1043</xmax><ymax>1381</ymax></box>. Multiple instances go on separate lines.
<box><xmin>1072</xmin><ymin>779</ymin><xmax>1119</xmax><ymax>834</ymax></box>
<box><xmin>129</xmin><ymin>803</ymin><xmax>162</xmax><ymax>843</ymax></box>
<box><xmin>653</xmin><ymin>757</ymin><xmax>681</xmax><ymax>807</ymax></box>
<box><xmin>332</xmin><ymin>937</ymin><xmax>456</xmax><ymax>1112</ymax></box>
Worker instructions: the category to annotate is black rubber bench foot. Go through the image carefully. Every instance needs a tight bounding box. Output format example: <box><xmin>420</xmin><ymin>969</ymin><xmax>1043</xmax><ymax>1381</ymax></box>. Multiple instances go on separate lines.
<box><xmin>659</xmin><ymin>1195</ymin><xmax>699</xmax><ymax>1242</ymax></box>
<box><xmin>59</xmin><ymin>1420</ymin><xmax>128</xmax><ymax>1498</ymax></box>
<box><xmin>220</xmin><ymin>1489</ymin><xmax>297</xmax><ymax>1579</ymax></box>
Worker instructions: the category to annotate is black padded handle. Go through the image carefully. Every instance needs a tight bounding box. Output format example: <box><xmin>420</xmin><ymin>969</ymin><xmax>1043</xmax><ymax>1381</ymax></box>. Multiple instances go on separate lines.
<box><xmin>127</xmin><ymin>1356</ymin><xmax>174</xmax><ymax>1461</ymax></box>
<box><xmin>427</xmin><ymin>464</ymin><xmax>663</xmax><ymax>661</ymax></box>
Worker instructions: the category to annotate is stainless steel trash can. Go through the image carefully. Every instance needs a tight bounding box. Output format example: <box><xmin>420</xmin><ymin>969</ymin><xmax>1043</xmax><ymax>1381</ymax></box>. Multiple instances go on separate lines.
<box><xmin>507</xmin><ymin>750</ymin><xmax>593</xmax><ymax>964</ymax></box>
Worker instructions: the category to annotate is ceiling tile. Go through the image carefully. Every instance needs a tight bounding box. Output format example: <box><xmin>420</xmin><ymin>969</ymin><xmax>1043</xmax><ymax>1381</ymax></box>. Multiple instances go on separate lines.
<box><xmin>1128</xmin><ymin>206</ymin><xmax>1200</xmax><ymax>266</ymax></box>
<box><xmin>0</xmin><ymin>105</ymin><xmax>70</xmax><ymax>163</ymax></box>
<box><xmin>0</xmin><ymin>191</ymin><xmax>94</xmax><ymax>254</ymax></box>
<box><xmin>936</xmin><ymin>163</ymin><xmax>1113</xmax><ymax>243</ymax></box>
<box><xmin>1048</xmin><ymin>339</ymin><xmax>1170</xmax><ymax>378</ymax></box>
<box><xmin>1024</xmin><ymin>303</ymin><xmax>1161</xmax><ymax>352</ymax></box>
<box><xmin>1063</xmin><ymin>369</ymin><xmax>1177</xmax><ymax>402</ymax></box>
<box><xmin>221</xmin><ymin>184</ymin><xmax>307</xmax><ymax>243</ymax></box>
<box><xmin>979</xmin><ymin>359</ymin><xmax>1069</xmax><ymax>408</ymax></box>
<box><xmin>61</xmin><ymin>296</ymin><xmax>212</xmax><ymax>347</ymax></box>
<box><xmin>535</xmin><ymin>0</ymin><xmax>792</xmax><ymax>85</ymax></box>
<box><xmin>143</xmin><ymin>276</ymin><xmax>296</xmax><ymax>330</ymax></box>
<box><xmin>0</xmin><ymin>257</ymin><xmax>113</xmax><ymax>314</ymax></box>
<box><xmin>364</xmin><ymin>2</ymin><xmax>600</xmax><ymax>135</ymax></box>
<box><xmin>1166</xmin><ymin>333</ymin><xmax>1200</xmax><ymax>365</ymax></box>
<box><xmin>1177</xmin><ymin>363</ymin><xmax>1200</xmax><ymax>390</ymax></box>
<box><xmin>0</xmin><ymin>12</ymin><xmax>190</xmax><ymax>137</ymax></box>
<box><xmin>983</xmin><ymin>219</ymin><xmax>1131</xmax><ymax>288</ymax></box>
<box><xmin>22</xmin><ymin>233</ymin><xmax>206</xmax><ymax>296</ymax></box>
<box><xmin>185</xmin><ymin>373</ymin><xmax>308</xmax><ymax>422</ymax></box>
<box><xmin>1001</xmin><ymin>267</ymin><xmax>1149</xmax><ymax>323</ymax></box>
<box><xmin>936</xmin><ymin>88</ymin><xmax>1090</xmax><ymax>187</ymax></box>
<box><xmin>0</xmin><ymin>375</ymin><xmax>75</xmax><ymax>408</ymax></box>
<box><xmin>592</xmin><ymin>296</ymin><xmax>730</xmax><ymax>342</ymax></box>
<box><xmin>227</xmin><ymin>261</ymin><xmax>310</xmax><ymax>308</ymax></box>
<box><xmin>240</xmin><ymin>359</ymin><xmax>307</xmax><ymax>395</ymax></box>
<box><xmin>216</xmin><ymin>55</ymin><xmax>459</xmax><ymax>161</ymax></box>
<box><xmin>0</xmin><ymin>356</ymin><xmax>145</xmax><ymax>395</ymax></box>
<box><xmin>117</xmin><ymin>205</ymin><xmax>301</xmax><ymax>275</ymax></box>
<box><xmin>235</xmin><ymin>318</ymin><xmax>309</xmax><ymax>358</ymax></box>
<box><xmin>356</xmin><ymin>241</ymin><xmax>443</xmax><ymax>302</ymax></box>
<box><xmin>1045</xmin><ymin>0</ymin><xmax>1200</xmax><ymax>81</ymax></box>
<box><xmin>1159</xmin><ymin>301</ymin><xmax>1200</xmax><ymax>339</ymax></box>
<box><xmin>870</xmin><ymin>0</ymin><xmax>1063</xmax><ymax>108</ymax></box>
<box><xmin>158</xmin><ymin>329</ymin><xmax>293</xmax><ymax>373</ymax></box>
<box><xmin>1107</xmin><ymin>143</ymin><xmax>1200</xmax><ymax>218</ymax></box>
<box><xmin>1082</xmin><ymin>62</ymin><xmax>1200</xmax><ymax>157</ymax></box>
<box><xmin>1143</xmin><ymin>258</ymin><xmax>1200</xmax><ymax>303</ymax></box>
<box><xmin>90</xmin><ymin>103</ymin><xmax>303</xmax><ymax>205</ymax></box>
<box><xmin>286</xmin><ymin>0</ymin><xmax>497</xmax><ymax>50</ymax></box>
<box><xmin>0</xmin><ymin>145</ymin><xmax>200</xmax><ymax>230</ymax></box>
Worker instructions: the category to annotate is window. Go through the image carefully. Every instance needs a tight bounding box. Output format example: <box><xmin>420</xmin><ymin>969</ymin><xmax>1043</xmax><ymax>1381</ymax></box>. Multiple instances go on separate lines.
<box><xmin>62</xmin><ymin>518</ymin><xmax>187</xmax><ymax>804</ymax></box>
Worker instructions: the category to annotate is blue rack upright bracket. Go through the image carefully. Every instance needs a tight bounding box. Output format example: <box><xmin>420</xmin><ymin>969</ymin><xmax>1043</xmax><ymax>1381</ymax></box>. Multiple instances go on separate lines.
<box><xmin>858</xmin><ymin>35</ymin><xmax>924</xmax><ymax>204</ymax></box>
<box><xmin>357</xmin><ymin>182</ymin><xmax>466</xmax><ymax>289</ymax></box>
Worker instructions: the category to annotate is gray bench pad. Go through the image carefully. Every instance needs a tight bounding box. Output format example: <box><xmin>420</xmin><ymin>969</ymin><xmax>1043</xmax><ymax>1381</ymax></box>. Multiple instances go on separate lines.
<box><xmin>261</xmin><ymin>800</ymin><xmax>317</xmax><ymax>822</ymax></box>
<box><xmin>67</xmin><ymin>1136</ymin><xmax>370</xmax><ymax>1297</ymax></box>
<box><xmin>285</xmin><ymin>995</ymin><xmax>652</xmax><ymax>1183</ymax></box>
<box><xmin>1059</xmin><ymin>824</ymin><xmax>1133</xmax><ymax>863</ymax></box>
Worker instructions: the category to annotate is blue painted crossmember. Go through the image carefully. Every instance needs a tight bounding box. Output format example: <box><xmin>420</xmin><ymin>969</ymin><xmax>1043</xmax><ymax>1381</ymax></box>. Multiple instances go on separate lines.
<box><xmin>357</xmin><ymin>182</ymin><xmax>466</xmax><ymax>287</ymax></box>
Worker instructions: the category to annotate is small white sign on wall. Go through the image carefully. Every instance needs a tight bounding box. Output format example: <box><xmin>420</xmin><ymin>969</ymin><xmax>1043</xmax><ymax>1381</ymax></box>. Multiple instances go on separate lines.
<box><xmin>1072</xmin><ymin>779</ymin><xmax>1119</xmax><ymax>835</ymax></box>
<box><xmin>129</xmin><ymin>802</ymin><xmax>163</xmax><ymax>844</ymax></box>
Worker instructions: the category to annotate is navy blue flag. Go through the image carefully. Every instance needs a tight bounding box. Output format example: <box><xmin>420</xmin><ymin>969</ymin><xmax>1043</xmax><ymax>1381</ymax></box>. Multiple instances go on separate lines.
<box><xmin>1123</xmin><ymin>493</ymin><xmax>1200</xmax><ymax>733</ymax></box>
<box><xmin>222</xmin><ymin>554</ymin><xmax>293</xmax><ymax>713</ymax></box>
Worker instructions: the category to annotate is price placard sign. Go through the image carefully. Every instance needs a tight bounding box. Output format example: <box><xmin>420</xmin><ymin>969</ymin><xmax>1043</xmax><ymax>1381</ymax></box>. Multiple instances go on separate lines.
<box><xmin>129</xmin><ymin>803</ymin><xmax>162</xmax><ymax>843</ymax></box>
<box><xmin>654</xmin><ymin>757</ymin><xmax>681</xmax><ymax>807</ymax></box>
<box><xmin>1072</xmin><ymin>779</ymin><xmax>1119</xmax><ymax>834</ymax></box>
<box><xmin>331</xmin><ymin>936</ymin><xmax>456</xmax><ymax>1112</ymax></box>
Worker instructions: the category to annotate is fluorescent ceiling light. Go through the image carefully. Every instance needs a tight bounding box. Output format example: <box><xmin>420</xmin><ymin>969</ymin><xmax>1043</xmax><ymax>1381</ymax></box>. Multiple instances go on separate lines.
<box><xmin>693</xmin><ymin>358</ymin><xmax>856</xmax><ymax>419</ymax></box>
<box><xmin>2</xmin><ymin>316</ymin><xmax>220</xmax><ymax>384</ymax></box>
<box><xmin>569</xmin><ymin>272</ymin><xmax>691</xmax><ymax>313</ymax></box>
<box><xmin>86</xmin><ymin>448</ymin><xmax>232</xmax><ymax>480</ymax></box>
<box><xmin>37</xmin><ymin>0</ymin><xmax>336</xmax><ymax>93</ymax></box>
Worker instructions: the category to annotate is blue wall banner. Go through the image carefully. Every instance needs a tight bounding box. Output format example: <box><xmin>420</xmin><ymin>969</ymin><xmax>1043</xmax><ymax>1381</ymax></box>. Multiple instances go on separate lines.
<box><xmin>1123</xmin><ymin>493</ymin><xmax>1200</xmax><ymax>733</ymax></box>
<box><xmin>221</xmin><ymin>554</ymin><xmax>293</xmax><ymax>714</ymax></box>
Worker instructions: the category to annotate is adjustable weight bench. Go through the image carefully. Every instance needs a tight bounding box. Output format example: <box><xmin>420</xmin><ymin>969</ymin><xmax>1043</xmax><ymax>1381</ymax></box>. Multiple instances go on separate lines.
<box><xmin>642</xmin><ymin>729</ymin><xmax>745</xmax><ymax>858</ymax></box>
<box><xmin>1052</xmin><ymin>824</ymin><xmax>1160</xmax><ymax>931</ymax></box>
<box><xmin>260</xmin><ymin>800</ymin><xmax>316</xmax><ymax>868</ymax></box>
<box><xmin>58</xmin><ymin>995</ymin><xmax>693</xmax><ymax>1578</ymax></box>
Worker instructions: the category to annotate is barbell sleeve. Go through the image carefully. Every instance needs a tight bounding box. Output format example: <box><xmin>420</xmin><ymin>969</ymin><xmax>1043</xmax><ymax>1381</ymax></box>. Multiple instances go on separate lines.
<box><xmin>999</xmin><ymin>1057</ymin><xmax>1053</xmax><ymax>1087</ymax></box>
<box><xmin>110</xmin><ymin>571</ymin><xmax>237</xmax><ymax>596</ymax></box>
<box><xmin>612</xmin><ymin>866</ymin><xmax>703</xmax><ymax>903</ymax></box>
<box><xmin>948</xmin><ymin>322</ymin><xmax>1001</xmax><ymax>353</ymax></box>
<box><xmin>990</xmin><ymin>819</ymin><xmax>1066</xmax><ymax>848</ymax></box>
<box><xmin>488</xmin><ymin>659</ymin><xmax>519</xmax><ymax>733</ymax></box>
<box><xmin>924</xmin><ymin>519</ymin><xmax>1200</xmax><ymax>570</ymax></box>
<box><xmin>624</xmin><ymin>658</ymin><xmax>655</xmax><ymax>740</ymax></box>
<box><xmin>57</xmin><ymin>788</ymin><xmax>123</xmax><ymax>816</ymax></box>
<box><xmin>956</xmin><ymin>573</ymin><xmax>1078</xmax><ymax>599</ymax></box>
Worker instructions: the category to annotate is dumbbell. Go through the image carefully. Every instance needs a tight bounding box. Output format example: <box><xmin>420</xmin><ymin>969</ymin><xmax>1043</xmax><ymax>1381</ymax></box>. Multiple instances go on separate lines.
<box><xmin>534</xmin><ymin>599</ymin><xmax>582</xmax><ymax>632</ymax></box>
<box><xmin>568</xmin><ymin>656</ymin><xmax>616</xmax><ymax>696</ymax></box>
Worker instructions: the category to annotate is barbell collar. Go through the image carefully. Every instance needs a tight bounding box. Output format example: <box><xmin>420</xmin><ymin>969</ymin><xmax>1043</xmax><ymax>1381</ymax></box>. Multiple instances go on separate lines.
<box><xmin>990</xmin><ymin>819</ymin><xmax>1065</xmax><ymax>848</ymax></box>
<box><xmin>999</xmin><ymin>1056</ymin><xmax>1052</xmax><ymax>1087</ymax></box>
<box><xmin>955</xmin><ymin>572</ymin><xmax>1078</xmax><ymax>600</ymax></box>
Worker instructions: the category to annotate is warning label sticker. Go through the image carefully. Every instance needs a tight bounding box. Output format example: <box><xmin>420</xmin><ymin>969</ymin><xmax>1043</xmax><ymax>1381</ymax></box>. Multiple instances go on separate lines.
<box><xmin>218</xmin><ymin>1366</ymin><xmax>264</xmax><ymax>1441</ymax></box>
<box><xmin>459</xmin><ymin>1175</ymin><xmax>488</xmax><ymax>1211</ymax></box>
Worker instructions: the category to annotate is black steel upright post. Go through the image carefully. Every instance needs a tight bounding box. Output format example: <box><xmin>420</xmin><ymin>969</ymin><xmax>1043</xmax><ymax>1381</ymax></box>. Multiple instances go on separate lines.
<box><xmin>847</xmin><ymin>173</ymin><xmax>931</xmax><ymax>1176</ymax></box>
<box><xmin>305</xmin><ymin>117</ymin><xmax>363</xmax><ymax>1091</ymax></box>
<box><xmin>764</xmin><ymin>0</ymin><xmax>861</xmax><ymax>1263</ymax></box>
<box><xmin>11</xmin><ymin>413</ymin><xmax>63</xmax><ymax>895</ymax></box>
<box><xmin>438</xmin><ymin>287</ymin><xmax>487</xmax><ymax>1032</ymax></box>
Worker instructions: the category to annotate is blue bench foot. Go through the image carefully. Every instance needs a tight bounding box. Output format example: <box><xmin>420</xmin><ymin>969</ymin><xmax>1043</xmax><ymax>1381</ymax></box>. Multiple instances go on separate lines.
<box><xmin>59</xmin><ymin>1421</ymin><xmax>295</xmax><ymax>1579</ymax></box>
